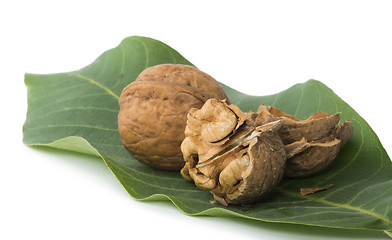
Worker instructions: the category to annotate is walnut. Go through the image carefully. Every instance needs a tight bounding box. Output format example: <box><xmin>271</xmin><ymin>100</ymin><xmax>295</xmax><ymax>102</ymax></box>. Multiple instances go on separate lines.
<box><xmin>254</xmin><ymin>105</ymin><xmax>354</xmax><ymax>178</ymax></box>
<box><xmin>181</xmin><ymin>100</ymin><xmax>353</xmax><ymax>205</ymax></box>
<box><xmin>118</xmin><ymin>64</ymin><xmax>229</xmax><ymax>171</ymax></box>
<box><xmin>181</xmin><ymin>99</ymin><xmax>286</xmax><ymax>206</ymax></box>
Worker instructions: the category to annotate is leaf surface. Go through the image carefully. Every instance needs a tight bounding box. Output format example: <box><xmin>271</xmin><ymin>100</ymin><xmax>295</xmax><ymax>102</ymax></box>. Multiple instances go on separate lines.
<box><xmin>23</xmin><ymin>36</ymin><xmax>392</xmax><ymax>233</ymax></box>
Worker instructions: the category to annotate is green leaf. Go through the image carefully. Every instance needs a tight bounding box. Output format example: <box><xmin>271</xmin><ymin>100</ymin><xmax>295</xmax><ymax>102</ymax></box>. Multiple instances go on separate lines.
<box><xmin>23</xmin><ymin>36</ymin><xmax>392</xmax><ymax>233</ymax></box>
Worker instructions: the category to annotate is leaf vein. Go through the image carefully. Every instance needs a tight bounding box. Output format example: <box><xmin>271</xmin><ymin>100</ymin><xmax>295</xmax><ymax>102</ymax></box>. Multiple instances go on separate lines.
<box><xmin>31</xmin><ymin>93</ymin><xmax>113</xmax><ymax>113</ymax></box>
<box><xmin>29</xmin><ymin>106</ymin><xmax>118</xmax><ymax>121</ymax></box>
<box><xmin>110</xmin><ymin>43</ymin><xmax>126</xmax><ymax>90</ymax></box>
<box><xmin>293</xmin><ymin>84</ymin><xmax>304</xmax><ymax>117</ymax></box>
<box><xmin>72</xmin><ymin>72</ymin><xmax>120</xmax><ymax>100</ymax></box>
<box><xmin>26</xmin><ymin>124</ymin><xmax>118</xmax><ymax>132</ymax></box>
<box><xmin>275</xmin><ymin>186</ymin><xmax>392</xmax><ymax>226</ymax></box>
<box><xmin>31</xmin><ymin>82</ymin><xmax>89</xmax><ymax>101</ymax></box>
<box><xmin>110</xmin><ymin>160</ymin><xmax>202</xmax><ymax>193</ymax></box>
<box><xmin>107</xmin><ymin>159</ymin><xmax>201</xmax><ymax>188</ymax></box>
<box><xmin>133</xmin><ymin>37</ymin><xmax>149</xmax><ymax>69</ymax></box>
<box><xmin>313</xmin><ymin>82</ymin><xmax>322</xmax><ymax>111</ymax></box>
<box><xmin>321</xmin><ymin>142</ymin><xmax>384</xmax><ymax>203</ymax></box>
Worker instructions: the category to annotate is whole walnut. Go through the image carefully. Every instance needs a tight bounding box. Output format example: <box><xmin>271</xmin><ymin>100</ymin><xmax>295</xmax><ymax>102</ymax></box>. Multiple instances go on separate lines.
<box><xmin>118</xmin><ymin>64</ymin><xmax>229</xmax><ymax>171</ymax></box>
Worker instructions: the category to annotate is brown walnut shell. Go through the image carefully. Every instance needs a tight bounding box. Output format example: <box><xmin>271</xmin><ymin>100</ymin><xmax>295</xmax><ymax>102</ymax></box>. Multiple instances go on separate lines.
<box><xmin>181</xmin><ymin>100</ymin><xmax>354</xmax><ymax>205</ymax></box>
<box><xmin>180</xmin><ymin>99</ymin><xmax>286</xmax><ymax>206</ymax></box>
<box><xmin>255</xmin><ymin>105</ymin><xmax>354</xmax><ymax>178</ymax></box>
<box><xmin>118</xmin><ymin>64</ymin><xmax>229</xmax><ymax>171</ymax></box>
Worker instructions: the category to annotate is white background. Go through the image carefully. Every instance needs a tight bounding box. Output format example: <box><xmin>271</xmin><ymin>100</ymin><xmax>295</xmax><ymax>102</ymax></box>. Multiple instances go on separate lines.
<box><xmin>1</xmin><ymin>0</ymin><xmax>392</xmax><ymax>239</ymax></box>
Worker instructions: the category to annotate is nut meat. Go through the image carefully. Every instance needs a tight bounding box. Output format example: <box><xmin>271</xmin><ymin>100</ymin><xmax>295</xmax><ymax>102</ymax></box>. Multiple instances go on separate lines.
<box><xmin>118</xmin><ymin>64</ymin><xmax>229</xmax><ymax>171</ymax></box>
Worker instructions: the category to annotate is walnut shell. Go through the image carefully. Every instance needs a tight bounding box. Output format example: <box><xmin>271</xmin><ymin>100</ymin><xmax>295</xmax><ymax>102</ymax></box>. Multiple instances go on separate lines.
<box><xmin>118</xmin><ymin>64</ymin><xmax>229</xmax><ymax>171</ymax></box>
<box><xmin>180</xmin><ymin>99</ymin><xmax>286</xmax><ymax>205</ymax></box>
<box><xmin>255</xmin><ymin>105</ymin><xmax>354</xmax><ymax>178</ymax></box>
<box><xmin>181</xmin><ymin>100</ymin><xmax>354</xmax><ymax>205</ymax></box>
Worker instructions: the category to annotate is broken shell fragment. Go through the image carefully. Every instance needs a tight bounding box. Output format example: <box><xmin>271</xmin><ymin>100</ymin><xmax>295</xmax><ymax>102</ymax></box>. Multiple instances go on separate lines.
<box><xmin>255</xmin><ymin>105</ymin><xmax>342</xmax><ymax>144</ymax></box>
<box><xmin>284</xmin><ymin>138</ymin><xmax>341</xmax><ymax>178</ymax></box>
<box><xmin>256</xmin><ymin>105</ymin><xmax>354</xmax><ymax>178</ymax></box>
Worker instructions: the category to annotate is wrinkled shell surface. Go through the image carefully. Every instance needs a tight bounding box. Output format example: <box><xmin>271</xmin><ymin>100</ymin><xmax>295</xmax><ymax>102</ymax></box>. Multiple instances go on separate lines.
<box><xmin>118</xmin><ymin>64</ymin><xmax>229</xmax><ymax>171</ymax></box>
